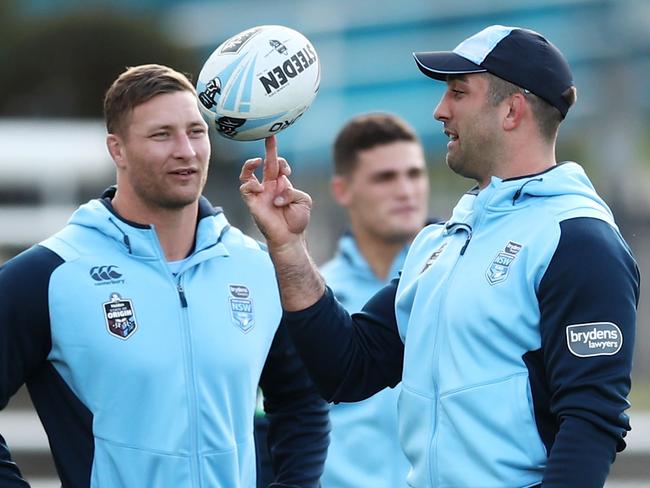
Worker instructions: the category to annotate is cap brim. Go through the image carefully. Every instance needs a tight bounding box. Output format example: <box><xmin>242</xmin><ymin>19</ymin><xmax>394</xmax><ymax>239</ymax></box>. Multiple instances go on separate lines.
<box><xmin>412</xmin><ymin>51</ymin><xmax>486</xmax><ymax>80</ymax></box>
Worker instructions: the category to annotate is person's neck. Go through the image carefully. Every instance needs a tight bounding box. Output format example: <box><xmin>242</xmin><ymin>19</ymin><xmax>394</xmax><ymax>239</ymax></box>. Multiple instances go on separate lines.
<box><xmin>112</xmin><ymin>195</ymin><xmax>198</xmax><ymax>261</ymax></box>
<box><xmin>353</xmin><ymin>230</ymin><xmax>411</xmax><ymax>281</ymax></box>
<box><xmin>480</xmin><ymin>143</ymin><xmax>557</xmax><ymax>189</ymax></box>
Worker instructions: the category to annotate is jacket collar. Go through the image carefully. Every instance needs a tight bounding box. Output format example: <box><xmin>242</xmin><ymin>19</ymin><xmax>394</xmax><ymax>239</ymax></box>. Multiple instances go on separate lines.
<box><xmin>337</xmin><ymin>231</ymin><xmax>411</xmax><ymax>282</ymax></box>
<box><xmin>68</xmin><ymin>187</ymin><xmax>230</xmax><ymax>263</ymax></box>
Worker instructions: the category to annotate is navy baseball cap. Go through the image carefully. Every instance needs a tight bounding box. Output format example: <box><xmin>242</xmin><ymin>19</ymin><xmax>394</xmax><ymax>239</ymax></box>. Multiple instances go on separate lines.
<box><xmin>413</xmin><ymin>25</ymin><xmax>575</xmax><ymax>118</ymax></box>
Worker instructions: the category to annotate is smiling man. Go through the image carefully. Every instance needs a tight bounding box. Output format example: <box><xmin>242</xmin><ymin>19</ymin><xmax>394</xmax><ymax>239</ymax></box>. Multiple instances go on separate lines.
<box><xmin>240</xmin><ymin>26</ymin><xmax>640</xmax><ymax>488</ymax></box>
<box><xmin>0</xmin><ymin>64</ymin><xmax>329</xmax><ymax>487</ymax></box>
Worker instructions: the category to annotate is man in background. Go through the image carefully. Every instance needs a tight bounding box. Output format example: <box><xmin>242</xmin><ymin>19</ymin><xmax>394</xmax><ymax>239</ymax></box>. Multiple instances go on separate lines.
<box><xmin>255</xmin><ymin>112</ymin><xmax>430</xmax><ymax>487</ymax></box>
<box><xmin>320</xmin><ymin>112</ymin><xmax>430</xmax><ymax>487</ymax></box>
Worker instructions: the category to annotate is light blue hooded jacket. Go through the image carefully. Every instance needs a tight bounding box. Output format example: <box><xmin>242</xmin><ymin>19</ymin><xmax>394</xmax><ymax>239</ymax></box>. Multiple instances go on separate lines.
<box><xmin>0</xmin><ymin>191</ymin><xmax>329</xmax><ymax>488</ymax></box>
<box><xmin>284</xmin><ymin>162</ymin><xmax>639</xmax><ymax>488</ymax></box>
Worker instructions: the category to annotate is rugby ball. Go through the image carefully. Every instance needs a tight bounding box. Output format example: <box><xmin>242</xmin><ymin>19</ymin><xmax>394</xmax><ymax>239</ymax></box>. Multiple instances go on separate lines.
<box><xmin>197</xmin><ymin>25</ymin><xmax>320</xmax><ymax>141</ymax></box>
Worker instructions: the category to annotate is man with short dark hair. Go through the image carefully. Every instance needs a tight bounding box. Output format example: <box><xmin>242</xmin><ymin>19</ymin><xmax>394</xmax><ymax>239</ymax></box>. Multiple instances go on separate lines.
<box><xmin>0</xmin><ymin>64</ymin><xmax>329</xmax><ymax>487</ymax></box>
<box><xmin>322</xmin><ymin>112</ymin><xmax>428</xmax><ymax>487</ymax></box>
<box><xmin>241</xmin><ymin>25</ymin><xmax>639</xmax><ymax>487</ymax></box>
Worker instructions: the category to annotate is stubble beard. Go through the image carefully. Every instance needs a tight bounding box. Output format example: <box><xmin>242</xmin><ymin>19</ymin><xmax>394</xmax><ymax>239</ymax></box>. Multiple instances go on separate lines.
<box><xmin>138</xmin><ymin>172</ymin><xmax>207</xmax><ymax>211</ymax></box>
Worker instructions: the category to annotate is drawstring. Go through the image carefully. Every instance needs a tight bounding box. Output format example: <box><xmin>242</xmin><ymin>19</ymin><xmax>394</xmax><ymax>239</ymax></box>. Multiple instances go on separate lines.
<box><xmin>512</xmin><ymin>178</ymin><xmax>543</xmax><ymax>205</ymax></box>
<box><xmin>445</xmin><ymin>222</ymin><xmax>473</xmax><ymax>255</ymax></box>
<box><xmin>108</xmin><ymin>218</ymin><xmax>133</xmax><ymax>254</ymax></box>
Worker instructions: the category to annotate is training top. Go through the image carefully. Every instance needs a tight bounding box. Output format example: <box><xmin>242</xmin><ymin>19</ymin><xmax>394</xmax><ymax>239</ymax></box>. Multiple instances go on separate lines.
<box><xmin>284</xmin><ymin>162</ymin><xmax>639</xmax><ymax>488</ymax></box>
<box><xmin>0</xmin><ymin>189</ymin><xmax>329</xmax><ymax>488</ymax></box>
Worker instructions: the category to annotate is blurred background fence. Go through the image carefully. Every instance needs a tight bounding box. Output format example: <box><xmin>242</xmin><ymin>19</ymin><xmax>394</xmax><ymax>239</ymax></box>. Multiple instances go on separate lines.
<box><xmin>0</xmin><ymin>0</ymin><xmax>648</xmax><ymax>485</ymax></box>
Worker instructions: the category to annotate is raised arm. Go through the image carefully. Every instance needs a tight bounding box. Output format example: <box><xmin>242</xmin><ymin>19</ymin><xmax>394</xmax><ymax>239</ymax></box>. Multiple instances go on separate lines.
<box><xmin>239</xmin><ymin>136</ymin><xmax>324</xmax><ymax>311</ymax></box>
<box><xmin>240</xmin><ymin>139</ymin><xmax>405</xmax><ymax>403</ymax></box>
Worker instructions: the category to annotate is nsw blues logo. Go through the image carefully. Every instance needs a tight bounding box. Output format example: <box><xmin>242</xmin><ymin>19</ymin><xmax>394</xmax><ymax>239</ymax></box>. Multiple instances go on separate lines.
<box><xmin>103</xmin><ymin>293</ymin><xmax>137</xmax><ymax>340</ymax></box>
<box><xmin>486</xmin><ymin>241</ymin><xmax>523</xmax><ymax>285</ymax></box>
<box><xmin>229</xmin><ymin>284</ymin><xmax>254</xmax><ymax>333</ymax></box>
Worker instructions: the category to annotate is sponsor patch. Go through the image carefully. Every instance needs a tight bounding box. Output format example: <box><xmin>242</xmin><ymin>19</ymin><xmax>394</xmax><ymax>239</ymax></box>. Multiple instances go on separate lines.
<box><xmin>486</xmin><ymin>240</ymin><xmax>523</xmax><ymax>285</ymax></box>
<box><xmin>229</xmin><ymin>284</ymin><xmax>254</xmax><ymax>333</ymax></box>
<box><xmin>566</xmin><ymin>322</ymin><xmax>623</xmax><ymax>357</ymax></box>
<box><xmin>103</xmin><ymin>293</ymin><xmax>137</xmax><ymax>340</ymax></box>
<box><xmin>90</xmin><ymin>265</ymin><xmax>125</xmax><ymax>286</ymax></box>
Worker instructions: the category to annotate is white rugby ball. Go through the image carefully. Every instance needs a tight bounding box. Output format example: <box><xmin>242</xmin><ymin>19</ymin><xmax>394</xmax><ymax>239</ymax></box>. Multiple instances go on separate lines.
<box><xmin>196</xmin><ymin>25</ymin><xmax>320</xmax><ymax>141</ymax></box>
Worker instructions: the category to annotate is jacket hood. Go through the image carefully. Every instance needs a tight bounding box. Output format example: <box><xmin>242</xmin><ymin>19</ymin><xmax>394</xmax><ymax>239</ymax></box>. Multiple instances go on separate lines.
<box><xmin>448</xmin><ymin>162</ymin><xmax>613</xmax><ymax>227</ymax></box>
<box><xmin>502</xmin><ymin>162</ymin><xmax>609</xmax><ymax>206</ymax></box>
<box><xmin>66</xmin><ymin>190</ymin><xmax>230</xmax><ymax>260</ymax></box>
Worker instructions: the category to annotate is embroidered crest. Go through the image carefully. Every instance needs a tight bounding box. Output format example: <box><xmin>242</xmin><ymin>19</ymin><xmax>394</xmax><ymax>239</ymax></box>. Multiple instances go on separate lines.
<box><xmin>229</xmin><ymin>284</ymin><xmax>254</xmax><ymax>333</ymax></box>
<box><xmin>420</xmin><ymin>243</ymin><xmax>448</xmax><ymax>274</ymax></box>
<box><xmin>486</xmin><ymin>240</ymin><xmax>523</xmax><ymax>285</ymax></box>
<box><xmin>103</xmin><ymin>293</ymin><xmax>137</xmax><ymax>340</ymax></box>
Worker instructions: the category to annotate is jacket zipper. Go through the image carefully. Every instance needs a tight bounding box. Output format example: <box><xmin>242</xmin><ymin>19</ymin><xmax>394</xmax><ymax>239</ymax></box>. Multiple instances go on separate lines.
<box><xmin>427</xmin><ymin>227</ymin><xmax>470</xmax><ymax>486</ymax></box>
<box><xmin>429</xmin><ymin>196</ymin><xmax>491</xmax><ymax>484</ymax></box>
<box><xmin>176</xmin><ymin>274</ymin><xmax>202</xmax><ymax>487</ymax></box>
<box><xmin>178</xmin><ymin>283</ymin><xmax>188</xmax><ymax>307</ymax></box>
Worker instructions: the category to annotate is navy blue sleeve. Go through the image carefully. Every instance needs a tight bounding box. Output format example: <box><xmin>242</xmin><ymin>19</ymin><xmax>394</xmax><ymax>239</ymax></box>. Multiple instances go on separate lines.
<box><xmin>283</xmin><ymin>279</ymin><xmax>404</xmax><ymax>403</ymax></box>
<box><xmin>537</xmin><ymin>217</ymin><xmax>639</xmax><ymax>487</ymax></box>
<box><xmin>258</xmin><ymin>321</ymin><xmax>330</xmax><ymax>488</ymax></box>
<box><xmin>0</xmin><ymin>245</ymin><xmax>61</xmax><ymax>487</ymax></box>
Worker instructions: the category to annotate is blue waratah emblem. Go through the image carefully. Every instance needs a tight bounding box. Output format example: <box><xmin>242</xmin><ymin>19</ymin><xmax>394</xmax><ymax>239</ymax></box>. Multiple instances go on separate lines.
<box><xmin>486</xmin><ymin>241</ymin><xmax>523</xmax><ymax>285</ymax></box>
<box><xmin>103</xmin><ymin>293</ymin><xmax>137</xmax><ymax>340</ymax></box>
<box><xmin>228</xmin><ymin>284</ymin><xmax>254</xmax><ymax>333</ymax></box>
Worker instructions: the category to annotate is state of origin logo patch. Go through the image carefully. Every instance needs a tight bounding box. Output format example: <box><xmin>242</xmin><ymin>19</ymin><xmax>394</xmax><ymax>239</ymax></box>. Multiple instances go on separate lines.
<box><xmin>103</xmin><ymin>293</ymin><xmax>138</xmax><ymax>340</ymax></box>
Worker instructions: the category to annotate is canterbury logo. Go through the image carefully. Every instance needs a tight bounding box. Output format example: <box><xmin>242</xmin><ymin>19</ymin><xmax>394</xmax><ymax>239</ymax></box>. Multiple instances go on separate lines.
<box><xmin>90</xmin><ymin>265</ymin><xmax>123</xmax><ymax>282</ymax></box>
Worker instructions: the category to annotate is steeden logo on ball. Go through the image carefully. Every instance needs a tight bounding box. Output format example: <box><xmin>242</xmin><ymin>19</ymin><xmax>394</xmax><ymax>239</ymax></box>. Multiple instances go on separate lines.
<box><xmin>197</xmin><ymin>25</ymin><xmax>320</xmax><ymax>141</ymax></box>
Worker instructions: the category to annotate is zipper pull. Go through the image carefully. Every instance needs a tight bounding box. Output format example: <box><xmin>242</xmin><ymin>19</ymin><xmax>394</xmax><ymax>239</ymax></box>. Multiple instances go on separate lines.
<box><xmin>512</xmin><ymin>189</ymin><xmax>522</xmax><ymax>205</ymax></box>
<box><xmin>177</xmin><ymin>283</ymin><xmax>188</xmax><ymax>307</ymax></box>
<box><xmin>460</xmin><ymin>226</ymin><xmax>473</xmax><ymax>256</ymax></box>
<box><xmin>460</xmin><ymin>234</ymin><xmax>471</xmax><ymax>255</ymax></box>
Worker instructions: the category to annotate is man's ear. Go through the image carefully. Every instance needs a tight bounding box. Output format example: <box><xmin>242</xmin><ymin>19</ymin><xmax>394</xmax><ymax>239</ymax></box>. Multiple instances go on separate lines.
<box><xmin>503</xmin><ymin>92</ymin><xmax>527</xmax><ymax>131</ymax></box>
<box><xmin>331</xmin><ymin>175</ymin><xmax>351</xmax><ymax>207</ymax></box>
<box><xmin>106</xmin><ymin>134</ymin><xmax>126</xmax><ymax>169</ymax></box>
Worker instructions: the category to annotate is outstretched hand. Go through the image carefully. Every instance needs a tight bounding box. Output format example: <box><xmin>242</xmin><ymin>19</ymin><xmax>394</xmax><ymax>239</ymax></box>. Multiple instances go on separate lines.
<box><xmin>239</xmin><ymin>136</ymin><xmax>312</xmax><ymax>250</ymax></box>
